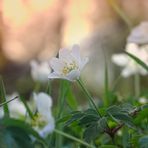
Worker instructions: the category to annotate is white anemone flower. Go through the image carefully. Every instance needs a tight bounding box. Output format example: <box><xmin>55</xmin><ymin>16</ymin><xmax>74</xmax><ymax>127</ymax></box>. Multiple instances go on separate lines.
<box><xmin>112</xmin><ymin>43</ymin><xmax>148</xmax><ymax>77</ymax></box>
<box><xmin>48</xmin><ymin>44</ymin><xmax>89</xmax><ymax>81</ymax></box>
<box><xmin>127</xmin><ymin>21</ymin><xmax>148</xmax><ymax>44</ymax></box>
<box><xmin>32</xmin><ymin>92</ymin><xmax>55</xmax><ymax>138</ymax></box>
<box><xmin>30</xmin><ymin>60</ymin><xmax>51</xmax><ymax>83</ymax></box>
<box><xmin>139</xmin><ymin>97</ymin><xmax>148</xmax><ymax>104</ymax></box>
<box><xmin>0</xmin><ymin>92</ymin><xmax>26</xmax><ymax>119</ymax></box>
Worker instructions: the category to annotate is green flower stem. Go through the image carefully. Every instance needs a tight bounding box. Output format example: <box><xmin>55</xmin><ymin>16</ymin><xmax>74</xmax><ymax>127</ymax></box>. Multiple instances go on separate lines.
<box><xmin>54</xmin><ymin>129</ymin><xmax>95</xmax><ymax>148</ymax></box>
<box><xmin>55</xmin><ymin>80</ymin><xmax>70</xmax><ymax>148</ymax></box>
<box><xmin>19</xmin><ymin>95</ymin><xmax>34</xmax><ymax>120</ymax></box>
<box><xmin>77</xmin><ymin>79</ymin><xmax>101</xmax><ymax>117</ymax></box>
<box><xmin>0</xmin><ymin>76</ymin><xmax>9</xmax><ymax>116</ymax></box>
<box><xmin>0</xmin><ymin>96</ymin><xmax>18</xmax><ymax>107</ymax></box>
<box><xmin>134</xmin><ymin>73</ymin><xmax>140</xmax><ymax>98</ymax></box>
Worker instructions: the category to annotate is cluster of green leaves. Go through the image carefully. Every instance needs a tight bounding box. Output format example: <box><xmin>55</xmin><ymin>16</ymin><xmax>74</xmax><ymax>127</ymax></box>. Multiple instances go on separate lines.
<box><xmin>0</xmin><ymin>46</ymin><xmax>147</xmax><ymax>148</ymax></box>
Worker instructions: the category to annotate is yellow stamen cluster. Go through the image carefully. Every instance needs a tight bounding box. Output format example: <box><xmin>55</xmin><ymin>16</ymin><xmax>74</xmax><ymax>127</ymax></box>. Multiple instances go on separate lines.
<box><xmin>62</xmin><ymin>61</ymin><xmax>78</xmax><ymax>75</ymax></box>
<box><xmin>31</xmin><ymin>113</ymin><xmax>47</xmax><ymax>129</ymax></box>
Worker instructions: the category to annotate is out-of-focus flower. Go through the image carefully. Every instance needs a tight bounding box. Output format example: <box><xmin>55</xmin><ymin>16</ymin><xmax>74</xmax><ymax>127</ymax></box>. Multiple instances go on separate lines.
<box><xmin>112</xmin><ymin>43</ymin><xmax>148</xmax><ymax>77</ymax></box>
<box><xmin>0</xmin><ymin>92</ymin><xmax>26</xmax><ymax>119</ymax></box>
<box><xmin>139</xmin><ymin>97</ymin><xmax>148</xmax><ymax>104</ymax></box>
<box><xmin>127</xmin><ymin>22</ymin><xmax>148</xmax><ymax>44</ymax></box>
<box><xmin>30</xmin><ymin>60</ymin><xmax>51</xmax><ymax>83</ymax></box>
<box><xmin>32</xmin><ymin>92</ymin><xmax>54</xmax><ymax>138</ymax></box>
<box><xmin>48</xmin><ymin>44</ymin><xmax>89</xmax><ymax>81</ymax></box>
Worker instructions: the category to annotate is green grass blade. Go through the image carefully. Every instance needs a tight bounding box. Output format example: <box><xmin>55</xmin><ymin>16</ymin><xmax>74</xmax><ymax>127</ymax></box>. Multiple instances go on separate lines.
<box><xmin>19</xmin><ymin>95</ymin><xmax>34</xmax><ymax>119</ymax></box>
<box><xmin>0</xmin><ymin>76</ymin><xmax>9</xmax><ymax>117</ymax></box>
<box><xmin>125</xmin><ymin>51</ymin><xmax>148</xmax><ymax>71</ymax></box>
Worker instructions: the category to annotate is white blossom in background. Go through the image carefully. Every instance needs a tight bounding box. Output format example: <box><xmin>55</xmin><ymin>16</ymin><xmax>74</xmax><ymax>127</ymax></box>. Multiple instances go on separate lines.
<box><xmin>30</xmin><ymin>60</ymin><xmax>51</xmax><ymax>83</ymax></box>
<box><xmin>139</xmin><ymin>97</ymin><xmax>148</xmax><ymax>104</ymax></box>
<box><xmin>127</xmin><ymin>22</ymin><xmax>148</xmax><ymax>44</ymax></box>
<box><xmin>112</xmin><ymin>43</ymin><xmax>148</xmax><ymax>77</ymax></box>
<box><xmin>48</xmin><ymin>44</ymin><xmax>89</xmax><ymax>81</ymax></box>
<box><xmin>0</xmin><ymin>92</ymin><xmax>26</xmax><ymax>119</ymax></box>
<box><xmin>32</xmin><ymin>92</ymin><xmax>55</xmax><ymax>138</ymax></box>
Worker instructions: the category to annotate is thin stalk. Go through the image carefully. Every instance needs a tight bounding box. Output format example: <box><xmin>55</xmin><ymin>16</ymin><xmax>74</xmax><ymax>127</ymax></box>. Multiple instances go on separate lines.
<box><xmin>46</xmin><ymin>80</ymin><xmax>51</xmax><ymax>95</ymax></box>
<box><xmin>0</xmin><ymin>76</ymin><xmax>9</xmax><ymax>116</ymax></box>
<box><xmin>134</xmin><ymin>73</ymin><xmax>140</xmax><ymax>98</ymax></box>
<box><xmin>111</xmin><ymin>72</ymin><xmax>122</xmax><ymax>91</ymax></box>
<box><xmin>54</xmin><ymin>129</ymin><xmax>95</xmax><ymax>148</ymax></box>
<box><xmin>107</xmin><ymin>0</ymin><xmax>133</xmax><ymax>30</ymax></box>
<box><xmin>0</xmin><ymin>96</ymin><xmax>18</xmax><ymax>107</ymax></box>
<box><xmin>104</xmin><ymin>56</ymin><xmax>109</xmax><ymax>107</ymax></box>
<box><xmin>19</xmin><ymin>95</ymin><xmax>34</xmax><ymax>119</ymax></box>
<box><xmin>55</xmin><ymin>80</ymin><xmax>69</xmax><ymax>148</ymax></box>
<box><xmin>77</xmin><ymin>79</ymin><xmax>101</xmax><ymax>117</ymax></box>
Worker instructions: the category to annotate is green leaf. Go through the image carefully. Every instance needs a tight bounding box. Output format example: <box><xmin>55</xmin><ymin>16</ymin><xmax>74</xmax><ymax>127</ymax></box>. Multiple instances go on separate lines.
<box><xmin>100</xmin><ymin>145</ymin><xmax>118</xmax><ymax>148</ymax></box>
<box><xmin>79</xmin><ymin>114</ymin><xmax>99</xmax><ymax>126</ymax></box>
<box><xmin>104</xmin><ymin>53</ymin><xmax>109</xmax><ymax>107</ymax></box>
<box><xmin>98</xmin><ymin>117</ymin><xmax>109</xmax><ymax>131</ymax></box>
<box><xmin>0</xmin><ymin>118</ymin><xmax>46</xmax><ymax>145</ymax></box>
<box><xmin>107</xmin><ymin>105</ymin><xmax>122</xmax><ymax>115</ymax></box>
<box><xmin>65</xmin><ymin>111</ymin><xmax>83</xmax><ymax>126</ymax></box>
<box><xmin>107</xmin><ymin>105</ymin><xmax>134</xmax><ymax>127</ymax></box>
<box><xmin>141</xmin><ymin>104</ymin><xmax>148</xmax><ymax>110</ymax></box>
<box><xmin>139</xmin><ymin>135</ymin><xmax>148</xmax><ymax>148</ymax></box>
<box><xmin>66</xmin><ymin>87</ymin><xmax>78</xmax><ymax>110</ymax></box>
<box><xmin>0</xmin><ymin>76</ymin><xmax>9</xmax><ymax>116</ymax></box>
<box><xmin>125</xmin><ymin>51</ymin><xmax>148</xmax><ymax>71</ymax></box>
<box><xmin>5</xmin><ymin>127</ymin><xmax>33</xmax><ymax>148</ymax></box>
<box><xmin>134</xmin><ymin>108</ymin><xmax>148</xmax><ymax>124</ymax></box>
<box><xmin>19</xmin><ymin>95</ymin><xmax>34</xmax><ymax>119</ymax></box>
<box><xmin>112</xmin><ymin>113</ymin><xmax>134</xmax><ymax>127</ymax></box>
<box><xmin>83</xmin><ymin>123</ymin><xmax>100</xmax><ymax>142</ymax></box>
<box><xmin>120</xmin><ymin>103</ymin><xmax>135</xmax><ymax>113</ymax></box>
<box><xmin>85</xmin><ymin>108</ymin><xmax>99</xmax><ymax>116</ymax></box>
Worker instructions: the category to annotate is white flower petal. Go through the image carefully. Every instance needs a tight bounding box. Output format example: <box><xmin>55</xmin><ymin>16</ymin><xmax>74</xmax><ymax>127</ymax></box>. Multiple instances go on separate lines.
<box><xmin>59</xmin><ymin>48</ymin><xmax>70</xmax><ymax>59</ymax></box>
<box><xmin>66</xmin><ymin>69</ymin><xmax>80</xmax><ymax>81</ymax></box>
<box><xmin>33</xmin><ymin>92</ymin><xmax>52</xmax><ymax>116</ymax></box>
<box><xmin>80</xmin><ymin>57</ymin><xmax>89</xmax><ymax>69</ymax></box>
<box><xmin>39</xmin><ymin>119</ymin><xmax>55</xmax><ymax>138</ymax></box>
<box><xmin>48</xmin><ymin>72</ymin><xmax>61</xmax><ymax>79</ymax></box>
<box><xmin>121</xmin><ymin>67</ymin><xmax>135</xmax><ymax>77</ymax></box>
<box><xmin>48</xmin><ymin>44</ymin><xmax>89</xmax><ymax>81</ymax></box>
<box><xmin>112</xmin><ymin>54</ymin><xmax>129</xmax><ymax>66</ymax></box>
<box><xmin>30</xmin><ymin>60</ymin><xmax>51</xmax><ymax>82</ymax></box>
<box><xmin>127</xmin><ymin>22</ymin><xmax>148</xmax><ymax>44</ymax></box>
<box><xmin>50</xmin><ymin>57</ymin><xmax>65</xmax><ymax>73</ymax></box>
<box><xmin>71</xmin><ymin>44</ymin><xmax>81</xmax><ymax>61</ymax></box>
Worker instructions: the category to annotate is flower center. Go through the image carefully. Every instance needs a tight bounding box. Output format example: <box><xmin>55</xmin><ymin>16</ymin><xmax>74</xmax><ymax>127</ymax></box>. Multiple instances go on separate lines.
<box><xmin>31</xmin><ymin>113</ymin><xmax>48</xmax><ymax>128</ymax></box>
<box><xmin>62</xmin><ymin>61</ymin><xmax>78</xmax><ymax>75</ymax></box>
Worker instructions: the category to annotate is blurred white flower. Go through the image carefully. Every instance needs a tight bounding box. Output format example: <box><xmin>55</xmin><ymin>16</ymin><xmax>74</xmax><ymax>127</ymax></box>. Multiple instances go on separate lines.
<box><xmin>30</xmin><ymin>60</ymin><xmax>51</xmax><ymax>83</ymax></box>
<box><xmin>0</xmin><ymin>92</ymin><xmax>26</xmax><ymax>119</ymax></box>
<box><xmin>139</xmin><ymin>97</ymin><xmax>148</xmax><ymax>104</ymax></box>
<box><xmin>32</xmin><ymin>92</ymin><xmax>55</xmax><ymax>138</ymax></box>
<box><xmin>127</xmin><ymin>22</ymin><xmax>148</xmax><ymax>44</ymax></box>
<box><xmin>112</xmin><ymin>43</ymin><xmax>148</xmax><ymax>77</ymax></box>
<box><xmin>48</xmin><ymin>44</ymin><xmax>89</xmax><ymax>81</ymax></box>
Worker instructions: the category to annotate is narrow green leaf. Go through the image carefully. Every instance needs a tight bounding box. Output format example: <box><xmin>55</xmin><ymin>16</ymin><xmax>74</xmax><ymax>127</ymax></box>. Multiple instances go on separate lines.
<box><xmin>100</xmin><ymin>145</ymin><xmax>118</xmax><ymax>148</ymax></box>
<box><xmin>125</xmin><ymin>51</ymin><xmax>148</xmax><ymax>71</ymax></box>
<box><xmin>104</xmin><ymin>54</ymin><xmax>109</xmax><ymax>107</ymax></box>
<box><xmin>19</xmin><ymin>95</ymin><xmax>34</xmax><ymax>119</ymax></box>
<box><xmin>0</xmin><ymin>76</ymin><xmax>9</xmax><ymax>116</ymax></box>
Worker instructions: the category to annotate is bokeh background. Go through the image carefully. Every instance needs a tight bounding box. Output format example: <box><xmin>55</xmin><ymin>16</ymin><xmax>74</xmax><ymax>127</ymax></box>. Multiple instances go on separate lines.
<box><xmin>0</xmin><ymin>0</ymin><xmax>148</xmax><ymax>98</ymax></box>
